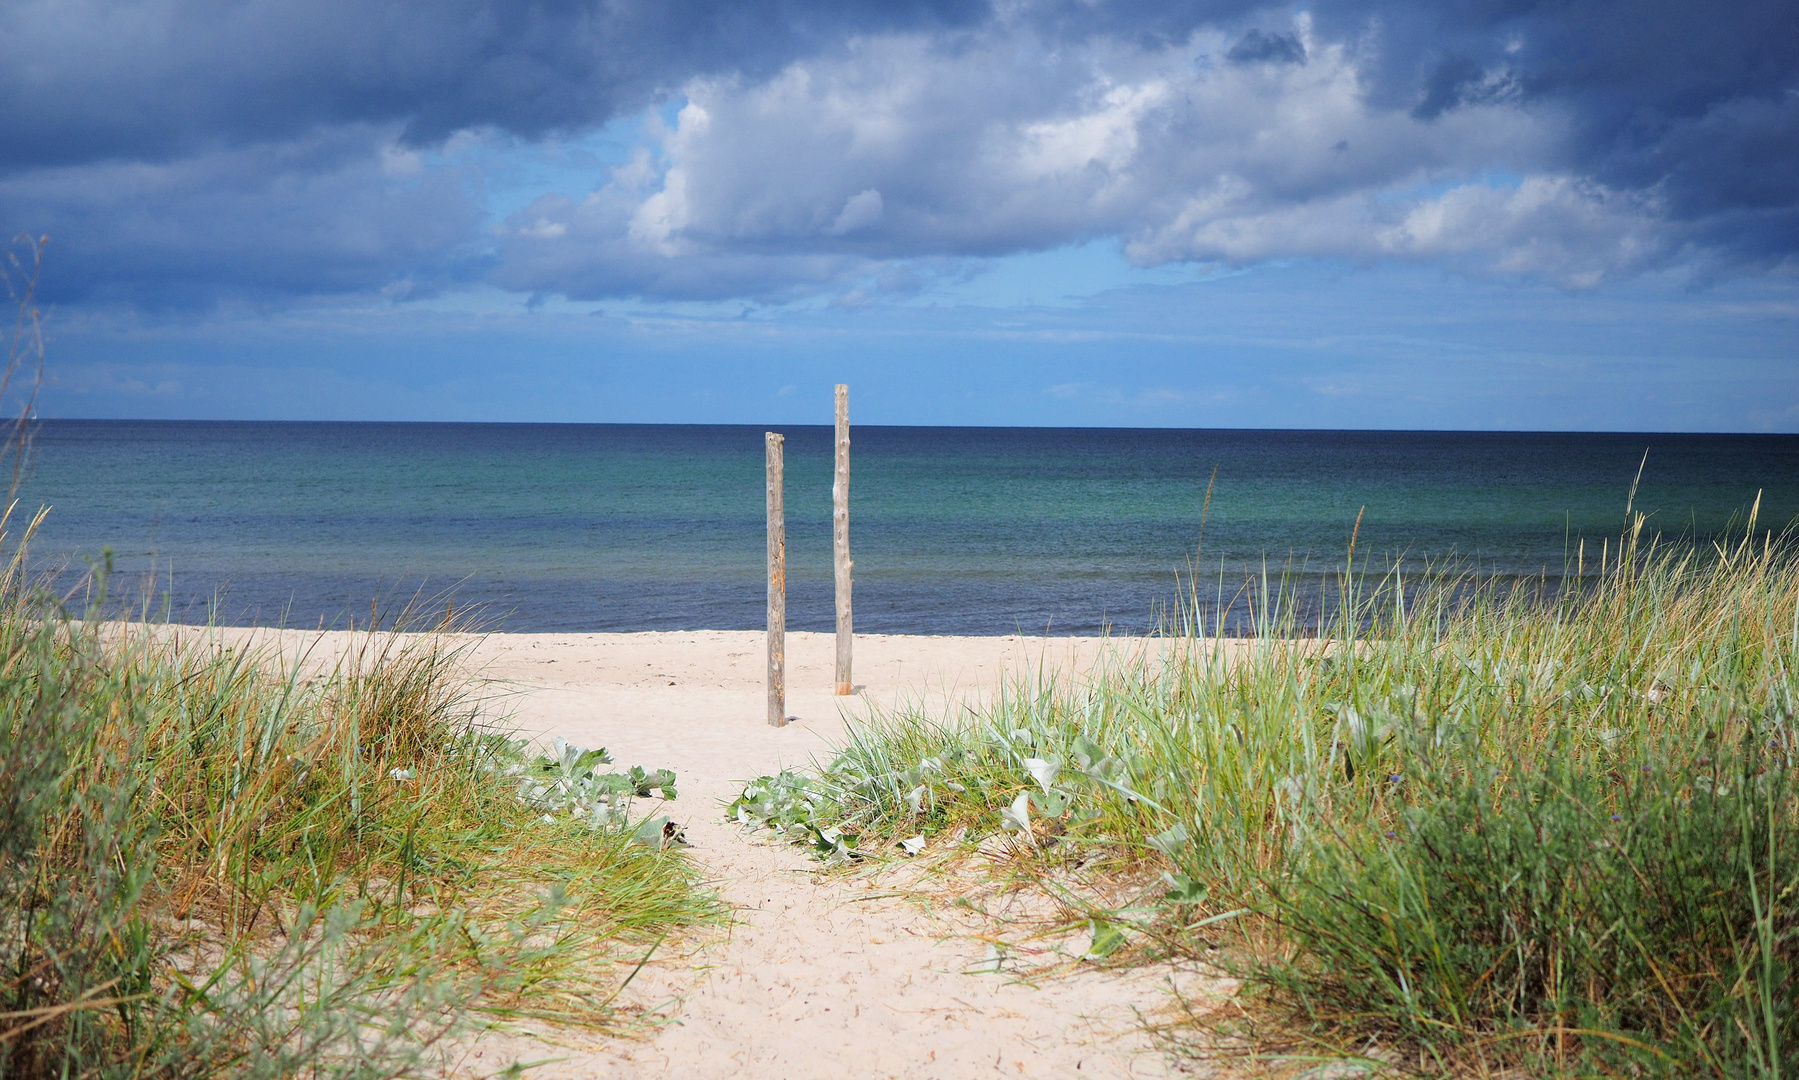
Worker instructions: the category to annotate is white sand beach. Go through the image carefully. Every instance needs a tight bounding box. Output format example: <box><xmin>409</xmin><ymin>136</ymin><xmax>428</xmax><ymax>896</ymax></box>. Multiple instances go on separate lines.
<box><xmin>191</xmin><ymin>626</ymin><xmax>1236</xmax><ymax>1078</ymax></box>
<box><xmin>465</xmin><ymin>630</ymin><xmax>1212</xmax><ymax>1078</ymax></box>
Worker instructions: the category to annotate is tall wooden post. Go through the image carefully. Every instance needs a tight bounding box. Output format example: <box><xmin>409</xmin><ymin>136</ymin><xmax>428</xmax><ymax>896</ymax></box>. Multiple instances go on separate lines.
<box><xmin>833</xmin><ymin>385</ymin><xmax>853</xmax><ymax>695</ymax></box>
<box><xmin>765</xmin><ymin>432</ymin><xmax>787</xmax><ymax>727</ymax></box>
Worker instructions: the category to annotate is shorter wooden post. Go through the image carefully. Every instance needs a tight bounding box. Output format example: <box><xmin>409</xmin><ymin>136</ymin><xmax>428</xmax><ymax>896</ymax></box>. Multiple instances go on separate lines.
<box><xmin>766</xmin><ymin>431</ymin><xmax>787</xmax><ymax>727</ymax></box>
<box><xmin>833</xmin><ymin>384</ymin><xmax>853</xmax><ymax>695</ymax></box>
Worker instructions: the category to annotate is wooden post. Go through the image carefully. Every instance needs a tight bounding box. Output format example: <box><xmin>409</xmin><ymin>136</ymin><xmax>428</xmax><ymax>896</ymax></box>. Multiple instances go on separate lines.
<box><xmin>833</xmin><ymin>385</ymin><xmax>853</xmax><ymax>695</ymax></box>
<box><xmin>766</xmin><ymin>432</ymin><xmax>787</xmax><ymax>727</ymax></box>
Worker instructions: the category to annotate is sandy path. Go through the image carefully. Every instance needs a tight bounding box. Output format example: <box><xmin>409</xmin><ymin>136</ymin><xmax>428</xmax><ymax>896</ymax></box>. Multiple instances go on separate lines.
<box><xmin>187</xmin><ymin>626</ymin><xmax>1232</xmax><ymax>1078</ymax></box>
<box><xmin>447</xmin><ymin>630</ymin><xmax>1230</xmax><ymax>1080</ymax></box>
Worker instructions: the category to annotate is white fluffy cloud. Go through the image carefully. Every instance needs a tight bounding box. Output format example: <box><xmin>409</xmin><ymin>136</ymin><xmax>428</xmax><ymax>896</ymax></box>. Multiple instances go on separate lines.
<box><xmin>493</xmin><ymin>17</ymin><xmax>1681</xmax><ymax>300</ymax></box>
<box><xmin>6</xmin><ymin>0</ymin><xmax>1792</xmax><ymax>309</ymax></box>
<box><xmin>1132</xmin><ymin>176</ymin><xmax>1670</xmax><ymax>287</ymax></box>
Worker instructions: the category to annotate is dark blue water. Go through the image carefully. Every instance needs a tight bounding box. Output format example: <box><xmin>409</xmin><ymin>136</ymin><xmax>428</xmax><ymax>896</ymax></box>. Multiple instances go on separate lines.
<box><xmin>11</xmin><ymin>422</ymin><xmax>1798</xmax><ymax>634</ymax></box>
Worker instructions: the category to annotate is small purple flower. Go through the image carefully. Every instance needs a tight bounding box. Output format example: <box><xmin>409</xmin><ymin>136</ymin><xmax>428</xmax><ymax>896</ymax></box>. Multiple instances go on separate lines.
<box><xmin>1610</xmin><ymin>814</ymin><xmax>1621</xmax><ymax>822</ymax></box>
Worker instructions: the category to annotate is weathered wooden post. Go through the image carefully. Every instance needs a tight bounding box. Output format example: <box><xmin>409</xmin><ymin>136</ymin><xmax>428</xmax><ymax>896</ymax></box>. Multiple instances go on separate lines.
<box><xmin>833</xmin><ymin>385</ymin><xmax>853</xmax><ymax>695</ymax></box>
<box><xmin>766</xmin><ymin>431</ymin><xmax>787</xmax><ymax>727</ymax></box>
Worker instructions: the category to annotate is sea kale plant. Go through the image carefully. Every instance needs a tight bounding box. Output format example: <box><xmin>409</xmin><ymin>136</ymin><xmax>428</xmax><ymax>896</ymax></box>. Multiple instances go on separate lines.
<box><xmin>734</xmin><ymin>514</ymin><xmax>1797</xmax><ymax>1077</ymax></box>
<box><xmin>515</xmin><ymin>738</ymin><xmax>678</xmax><ymax>829</ymax></box>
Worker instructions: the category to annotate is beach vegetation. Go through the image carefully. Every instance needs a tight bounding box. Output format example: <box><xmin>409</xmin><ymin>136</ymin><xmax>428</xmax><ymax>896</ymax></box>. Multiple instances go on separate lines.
<box><xmin>0</xmin><ymin>519</ymin><xmax>711</xmax><ymax>1079</ymax></box>
<box><xmin>735</xmin><ymin>509</ymin><xmax>1797</xmax><ymax>1077</ymax></box>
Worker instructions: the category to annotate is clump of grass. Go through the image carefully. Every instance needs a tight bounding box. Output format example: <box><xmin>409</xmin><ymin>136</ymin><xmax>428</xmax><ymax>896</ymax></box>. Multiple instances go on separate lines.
<box><xmin>737</xmin><ymin>512</ymin><xmax>1797</xmax><ymax>1076</ymax></box>
<box><xmin>1265</xmin><ymin>731</ymin><xmax>1793</xmax><ymax>1076</ymax></box>
<box><xmin>1</xmin><ymin>516</ymin><xmax>713</xmax><ymax>1079</ymax></box>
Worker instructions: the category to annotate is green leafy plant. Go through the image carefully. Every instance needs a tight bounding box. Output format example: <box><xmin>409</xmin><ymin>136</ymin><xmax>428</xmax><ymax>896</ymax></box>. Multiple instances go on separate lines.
<box><xmin>514</xmin><ymin>737</ymin><xmax>678</xmax><ymax>827</ymax></box>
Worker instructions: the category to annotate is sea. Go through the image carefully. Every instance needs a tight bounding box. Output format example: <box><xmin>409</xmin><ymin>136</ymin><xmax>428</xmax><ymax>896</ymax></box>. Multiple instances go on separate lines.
<box><xmin>10</xmin><ymin>421</ymin><xmax>1799</xmax><ymax>636</ymax></box>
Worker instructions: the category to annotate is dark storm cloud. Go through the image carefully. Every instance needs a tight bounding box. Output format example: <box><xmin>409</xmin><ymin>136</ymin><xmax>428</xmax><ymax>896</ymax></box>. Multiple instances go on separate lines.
<box><xmin>1068</xmin><ymin>0</ymin><xmax>1799</xmax><ymax>259</ymax></box>
<box><xmin>0</xmin><ymin>0</ymin><xmax>982</xmax><ymax>305</ymax></box>
<box><xmin>0</xmin><ymin>0</ymin><xmax>988</xmax><ymax>172</ymax></box>
<box><xmin>1</xmin><ymin>126</ymin><xmax>487</xmax><ymax>307</ymax></box>
<box><xmin>1311</xmin><ymin>0</ymin><xmax>1799</xmax><ymax>248</ymax></box>
<box><xmin>1226</xmin><ymin>29</ymin><xmax>1306</xmax><ymax>66</ymax></box>
<box><xmin>2</xmin><ymin>0</ymin><xmax>1796</xmax><ymax>307</ymax></box>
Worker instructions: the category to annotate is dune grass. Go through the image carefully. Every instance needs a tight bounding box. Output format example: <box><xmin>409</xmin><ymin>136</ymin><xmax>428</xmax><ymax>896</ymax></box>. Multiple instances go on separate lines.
<box><xmin>0</xmin><ymin>516</ymin><xmax>714</xmax><ymax>1079</ymax></box>
<box><xmin>735</xmin><ymin>511</ymin><xmax>1797</xmax><ymax>1077</ymax></box>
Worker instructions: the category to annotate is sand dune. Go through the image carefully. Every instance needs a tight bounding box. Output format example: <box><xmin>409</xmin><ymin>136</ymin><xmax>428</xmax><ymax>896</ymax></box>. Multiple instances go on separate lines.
<box><xmin>183</xmin><ymin>626</ymin><xmax>1232</xmax><ymax>1078</ymax></box>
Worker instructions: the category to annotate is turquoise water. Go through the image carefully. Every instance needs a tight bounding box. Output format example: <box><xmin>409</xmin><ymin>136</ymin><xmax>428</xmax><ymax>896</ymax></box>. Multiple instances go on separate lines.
<box><xmin>13</xmin><ymin>422</ymin><xmax>1799</xmax><ymax>634</ymax></box>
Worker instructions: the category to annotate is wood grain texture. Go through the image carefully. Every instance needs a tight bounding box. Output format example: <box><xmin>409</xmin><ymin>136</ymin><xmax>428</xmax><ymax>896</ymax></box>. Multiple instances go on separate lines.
<box><xmin>833</xmin><ymin>385</ymin><xmax>853</xmax><ymax>695</ymax></box>
<box><xmin>766</xmin><ymin>431</ymin><xmax>786</xmax><ymax>726</ymax></box>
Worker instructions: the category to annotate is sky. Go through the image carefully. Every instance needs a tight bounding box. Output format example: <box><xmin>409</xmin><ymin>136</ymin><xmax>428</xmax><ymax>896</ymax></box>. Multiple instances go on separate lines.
<box><xmin>2</xmin><ymin>0</ymin><xmax>1796</xmax><ymax>430</ymax></box>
